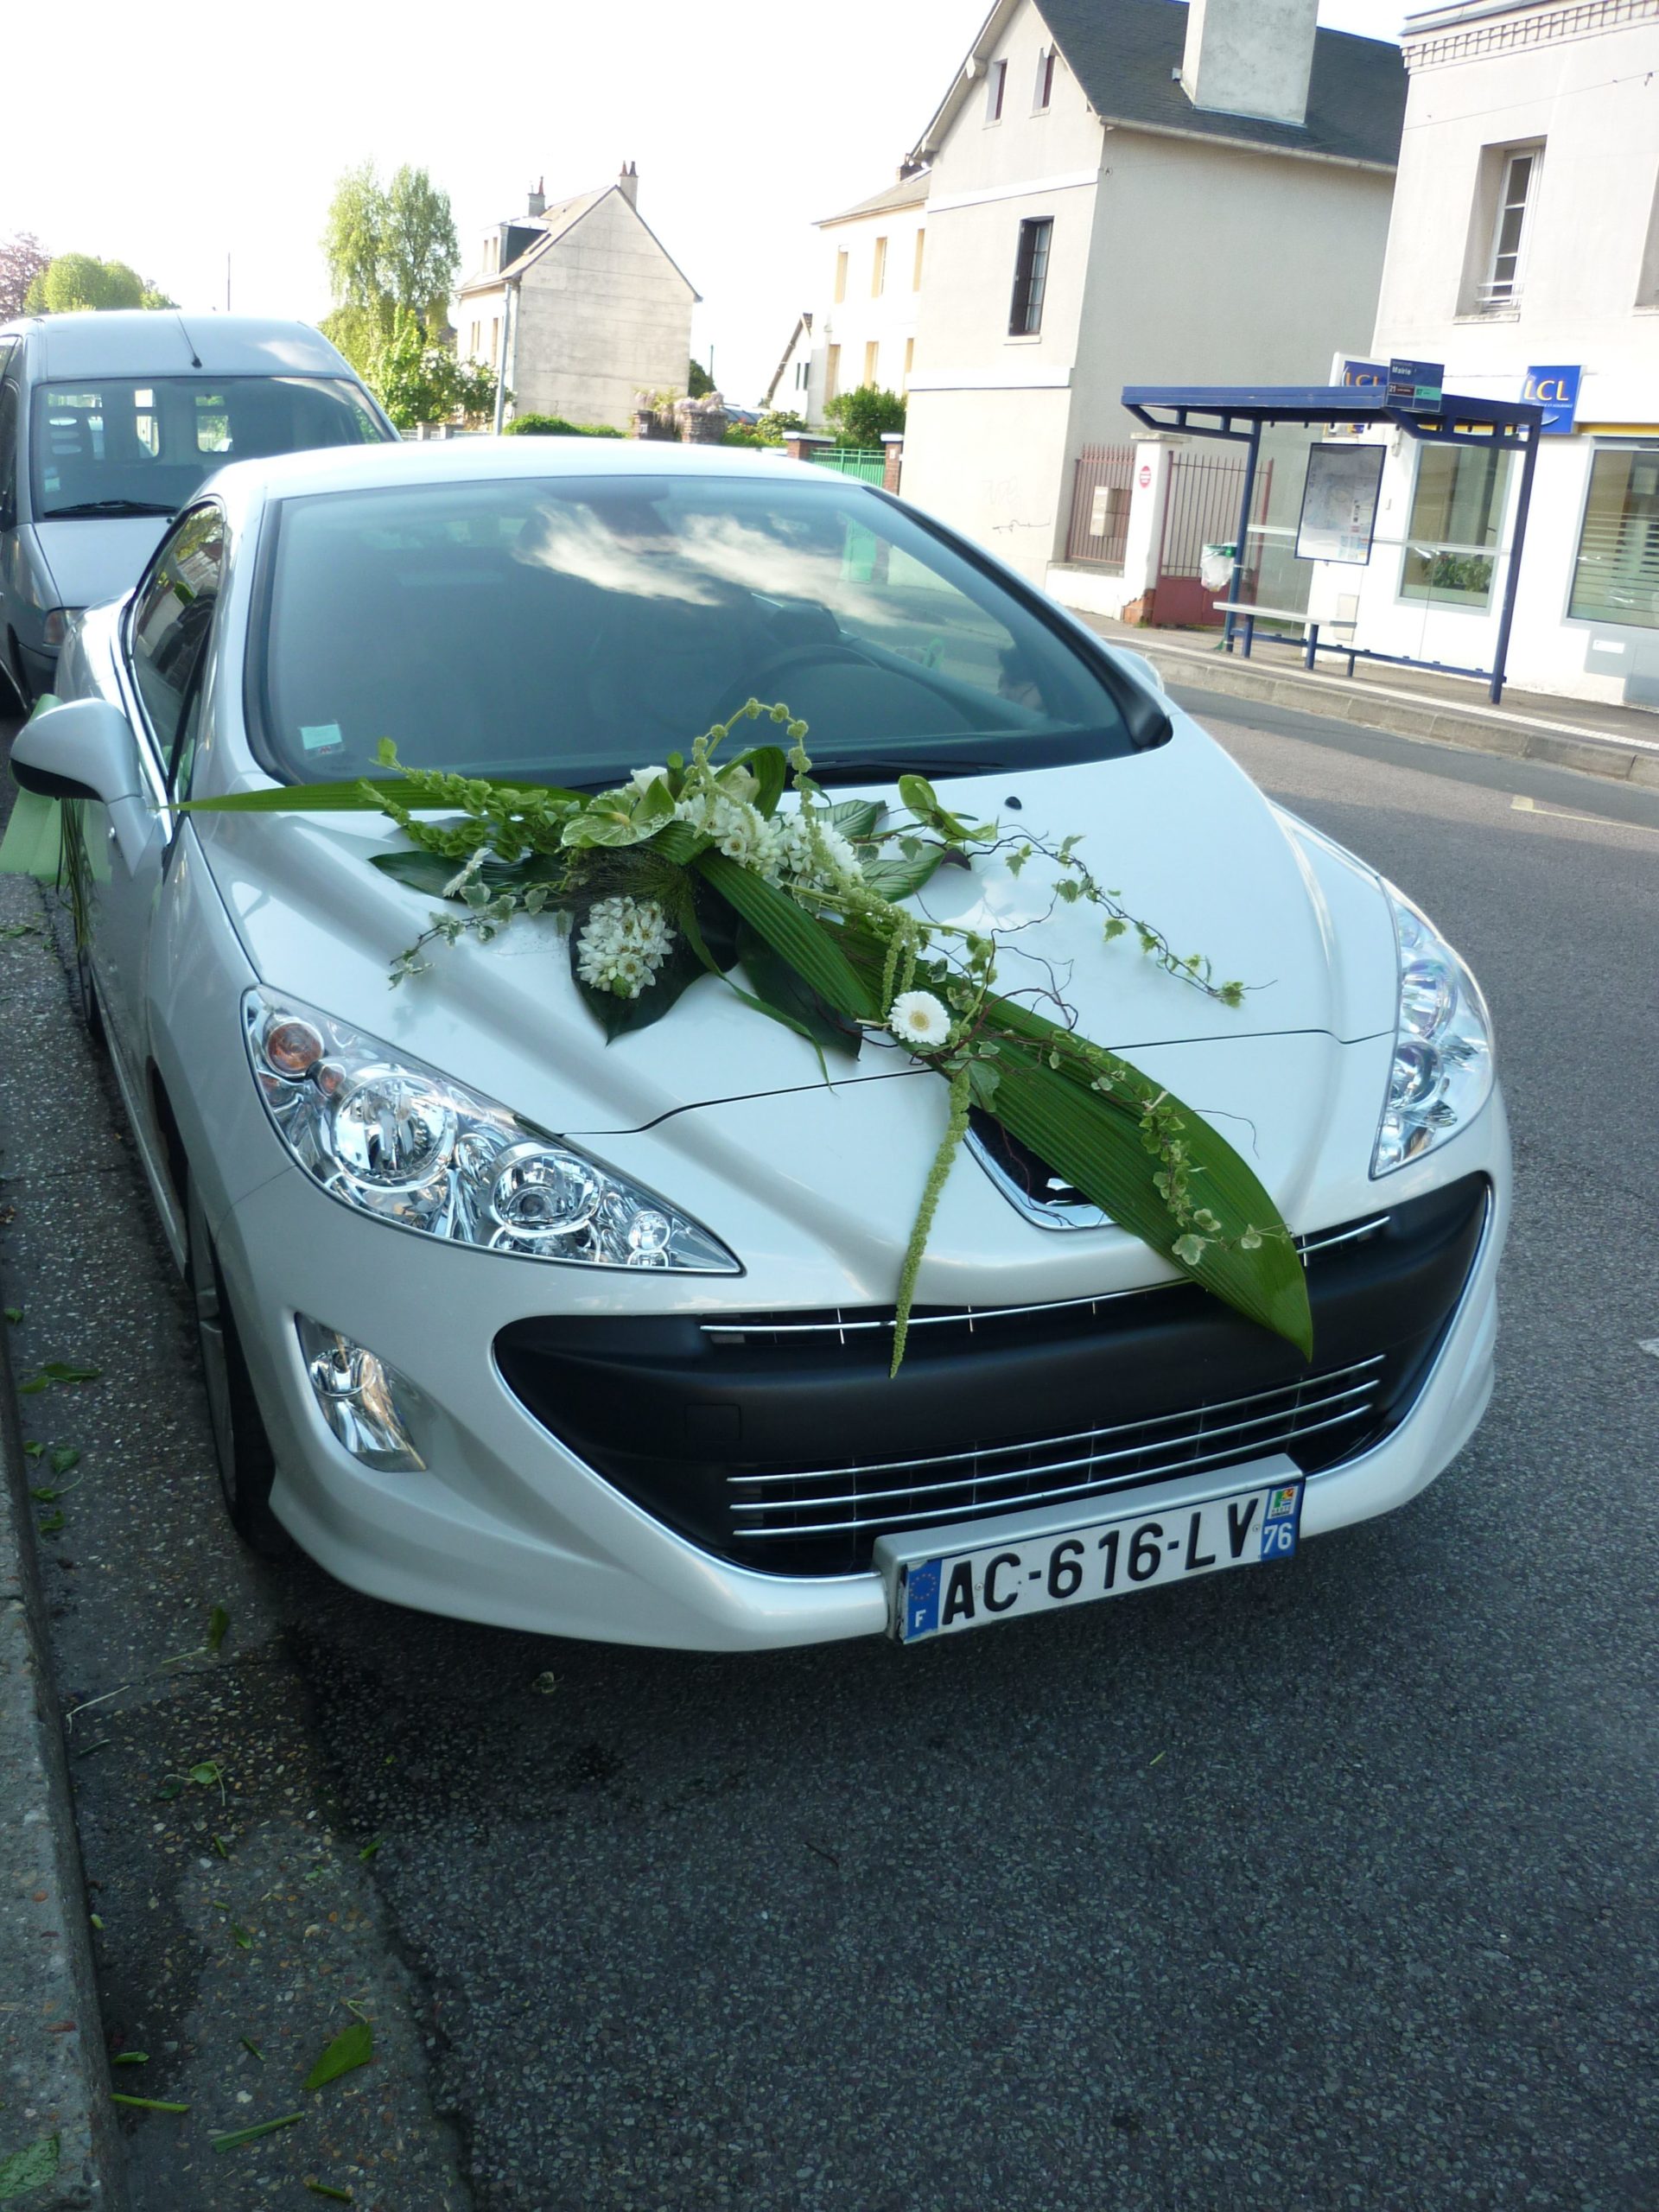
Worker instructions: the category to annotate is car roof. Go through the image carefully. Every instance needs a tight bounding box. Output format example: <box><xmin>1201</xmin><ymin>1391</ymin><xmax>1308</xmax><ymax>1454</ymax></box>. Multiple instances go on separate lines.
<box><xmin>200</xmin><ymin>434</ymin><xmax>830</xmax><ymax>507</ymax></box>
<box><xmin>2</xmin><ymin>312</ymin><xmax>357</xmax><ymax>383</ymax></box>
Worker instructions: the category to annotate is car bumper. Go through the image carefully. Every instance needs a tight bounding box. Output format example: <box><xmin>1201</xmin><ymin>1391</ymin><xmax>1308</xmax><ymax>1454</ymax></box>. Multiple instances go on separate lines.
<box><xmin>217</xmin><ymin>1098</ymin><xmax>1510</xmax><ymax>1651</ymax></box>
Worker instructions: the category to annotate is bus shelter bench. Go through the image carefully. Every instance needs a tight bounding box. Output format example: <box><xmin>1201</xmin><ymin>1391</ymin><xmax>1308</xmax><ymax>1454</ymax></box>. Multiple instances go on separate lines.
<box><xmin>1212</xmin><ymin>603</ymin><xmax>1357</xmax><ymax>675</ymax></box>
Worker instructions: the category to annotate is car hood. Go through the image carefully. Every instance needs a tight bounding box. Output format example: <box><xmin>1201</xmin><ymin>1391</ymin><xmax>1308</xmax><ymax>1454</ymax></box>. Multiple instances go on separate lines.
<box><xmin>195</xmin><ymin>715</ymin><xmax>1397</xmax><ymax>1147</ymax></box>
<box><xmin>27</xmin><ymin>516</ymin><xmax>171</xmax><ymax>612</ymax></box>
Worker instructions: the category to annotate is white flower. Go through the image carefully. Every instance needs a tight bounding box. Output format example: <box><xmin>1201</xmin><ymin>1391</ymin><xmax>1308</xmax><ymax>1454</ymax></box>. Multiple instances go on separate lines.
<box><xmin>575</xmin><ymin>896</ymin><xmax>676</xmax><ymax>999</ymax></box>
<box><xmin>629</xmin><ymin>765</ymin><xmax>669</xmax><ymax>794</ymax></box>
<box><xmin>888</xmin><ymin>990</ymin><xmax>951</xmax><ymax>1049</ymax></box>
<box><xmin>753</xmin><ymin>809</ymin><xmax>858</xmax><ymax>893</ymax></box>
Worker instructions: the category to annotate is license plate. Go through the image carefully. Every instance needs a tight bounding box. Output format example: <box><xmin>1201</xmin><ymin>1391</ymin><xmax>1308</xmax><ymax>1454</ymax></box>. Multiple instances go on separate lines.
<box><xmin>885</xmin><ymin>1472</ymin><xmax>1304</xmax><ymax>1643</ymax></box>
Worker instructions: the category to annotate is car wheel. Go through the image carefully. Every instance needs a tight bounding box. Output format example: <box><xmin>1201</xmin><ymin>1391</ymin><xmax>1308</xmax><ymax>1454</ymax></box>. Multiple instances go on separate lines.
<box><xmin>185</xmin><ymin>1173</ymin><xmax>289</xmax><ymax>1557</ymax></box>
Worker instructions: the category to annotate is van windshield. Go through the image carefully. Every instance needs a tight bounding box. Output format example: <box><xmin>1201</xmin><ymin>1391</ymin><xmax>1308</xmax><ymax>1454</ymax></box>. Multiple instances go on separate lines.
<box><xmin>254</xmin><ymin>472</ymin><xmax>1142</xmax><ymax>789</ymax></box>
<box><xmin>30</xmin><ymin>376</ymin><xmax>388</xmax><ymax>519</ymax></box>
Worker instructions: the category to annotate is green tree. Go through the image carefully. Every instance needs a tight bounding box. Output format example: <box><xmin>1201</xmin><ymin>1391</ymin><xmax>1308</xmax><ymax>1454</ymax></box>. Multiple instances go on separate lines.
<box><xmin>321</xmin><ymin>163</ymin><xmax>458</xmax><ymax>338</ymax></box>
<box><xmin>824</xmin><ymin>384</ymin><xmax>906</xmax><ymax>448</ymax></box>
<box><xmin>365</xmin><ymin>309</ymin><xmax>499</xmax><ymax>429</ymax></box>
<box><xmin>26</xmin><ymin>253</ymin><xmax>154</xmax><ymax>314</ymax></box>
<box><xmin>687</xmin><ymin>358</ymin><xmax>714</xmax><ymax>398</ymax></box>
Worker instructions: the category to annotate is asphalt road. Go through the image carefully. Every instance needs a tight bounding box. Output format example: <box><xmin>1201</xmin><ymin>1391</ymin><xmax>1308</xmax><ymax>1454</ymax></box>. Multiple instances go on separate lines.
<box><xmin>4</xmin><ymin>692</ymin><xmax>1659</xmax><ymax>2212</ymax></box>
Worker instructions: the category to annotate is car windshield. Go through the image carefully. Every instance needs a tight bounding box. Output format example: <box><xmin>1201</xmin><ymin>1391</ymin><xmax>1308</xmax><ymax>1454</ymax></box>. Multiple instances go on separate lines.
<box><xmin>30</xmin><ymin>376</ymin><xmax>387</xmax><ymax>520</ymax></box>
<box><xmin>253</xmin><ymin>472</ymin><xmax>1140</xmax><ymax>788</ymax></box>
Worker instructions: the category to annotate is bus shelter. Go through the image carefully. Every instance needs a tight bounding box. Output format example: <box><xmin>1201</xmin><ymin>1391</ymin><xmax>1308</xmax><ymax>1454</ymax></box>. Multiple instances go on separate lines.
<box><xmin>1121</xmin><ymin>383</ymin><xmax>1546</xmax><ymax>705</ymax></box>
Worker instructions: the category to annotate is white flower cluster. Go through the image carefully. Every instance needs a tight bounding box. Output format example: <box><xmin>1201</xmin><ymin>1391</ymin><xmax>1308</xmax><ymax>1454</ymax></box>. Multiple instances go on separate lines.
<box><xmin>575</xmin><ymin>896</ymin><xmax>676</xmax><ymax>999</ymax></box>
<box><xmin>754</xmin><ymin>809</ymin><xmax>859</xmax><ymax>893</ymax></box>
<box><xmin>676</xmin><ymin>790</ymin><xmax>764</xmax><ymax>864</ymax></box>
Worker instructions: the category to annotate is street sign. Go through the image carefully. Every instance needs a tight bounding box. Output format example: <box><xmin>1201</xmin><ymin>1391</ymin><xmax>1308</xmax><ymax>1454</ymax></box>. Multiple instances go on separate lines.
<box><xmin>1388</xmin><ymin>358</ymin><xmax>1444</xmax><ymax>411</ymax></box>
<box><xmin>1522</xmin><ymin>364</ymin><xmax>1581</xmax><ymax>435</ymax></box>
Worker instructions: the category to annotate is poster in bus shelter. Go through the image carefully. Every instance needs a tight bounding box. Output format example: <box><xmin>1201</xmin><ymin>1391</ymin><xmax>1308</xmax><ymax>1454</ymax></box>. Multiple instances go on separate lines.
<box><xmin>1295</xmin><ymin>442</ymin><xmax>1386</xmax><ymax>565</ymax></box>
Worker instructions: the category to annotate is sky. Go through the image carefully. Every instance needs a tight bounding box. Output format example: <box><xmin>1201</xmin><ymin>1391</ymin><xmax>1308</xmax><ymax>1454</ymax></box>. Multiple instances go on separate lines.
<box><xmin>6</xmin><ymin>0</ymin><xmax>1409</xmax><ymax>406</ymax></box>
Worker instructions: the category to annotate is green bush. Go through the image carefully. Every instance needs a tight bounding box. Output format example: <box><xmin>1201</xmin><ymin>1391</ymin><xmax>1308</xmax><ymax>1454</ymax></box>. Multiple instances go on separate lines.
<box><xmin>504</xmin><ymin>413</ymin><xmax>623</xmax><ymax>438</ymax></box>
<box><xmin>824</xmin><ymin>384</ymin><xmax>905</xmax><ymax>448</ymax></box>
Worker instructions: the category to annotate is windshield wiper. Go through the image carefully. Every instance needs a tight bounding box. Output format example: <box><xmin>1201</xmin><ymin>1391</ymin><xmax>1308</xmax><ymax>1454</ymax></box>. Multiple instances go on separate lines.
<box><xmin>41</xmin><ymin>499</ymin><xmax>178</xmax><ymax>519</ymax></box>
<box><xmin>813</xmin><ymin>754</ymin><xmax>1006</xmax><ymax>783</ymax></box>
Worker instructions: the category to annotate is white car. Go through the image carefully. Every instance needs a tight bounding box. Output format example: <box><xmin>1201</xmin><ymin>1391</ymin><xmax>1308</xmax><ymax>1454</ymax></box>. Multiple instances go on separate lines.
<box><xmin>8</xmin><ymin>439</ymin><xmax>1508</xmax><ymax>1650</ymax></box>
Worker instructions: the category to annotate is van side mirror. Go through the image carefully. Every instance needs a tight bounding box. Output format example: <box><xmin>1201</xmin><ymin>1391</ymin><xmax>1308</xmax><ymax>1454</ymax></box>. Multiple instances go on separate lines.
<box><xmin>10</xmin><ymin>697</ymin><xmax>143</xmax><ymax>805</ymax></box>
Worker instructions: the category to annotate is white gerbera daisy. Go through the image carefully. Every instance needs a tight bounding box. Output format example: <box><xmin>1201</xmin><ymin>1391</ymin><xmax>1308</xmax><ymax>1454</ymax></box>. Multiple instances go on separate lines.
<box><xmin>888</xmin><ymin>990</ymin><xmax>951</xmax><ymax>1049</ymax></box>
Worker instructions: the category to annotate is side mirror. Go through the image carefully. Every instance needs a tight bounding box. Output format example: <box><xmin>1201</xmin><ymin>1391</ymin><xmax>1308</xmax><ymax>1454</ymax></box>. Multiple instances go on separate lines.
<box><xmin>10</xmin><ymin>696</ymin><xmax>143</xmax><ymax>805</ymax></box>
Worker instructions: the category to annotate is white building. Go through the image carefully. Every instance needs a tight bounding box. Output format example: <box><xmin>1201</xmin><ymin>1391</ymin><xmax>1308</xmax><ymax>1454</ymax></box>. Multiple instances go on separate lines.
<box><xmin>1333</xmin><ymin>0</ymin><xmax>1659</xmax><ymax>707</ymax></box>
<box><xmin>796</xmin><ymin>170</ymin><xmax>931</xmax><ymax>426</ymax></box>
<box><xmin>455</xmin><ymin>169</ymin><xmax>698</xmax><ymax>432</ymax></box>
<box><xmin>894</xmin><ymin>0</ymin><xmax>1407</xmax><ymax>587</ymax></box>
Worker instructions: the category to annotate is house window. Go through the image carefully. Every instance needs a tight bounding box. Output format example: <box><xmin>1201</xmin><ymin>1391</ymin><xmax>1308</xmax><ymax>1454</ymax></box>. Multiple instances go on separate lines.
<box><xmin>489</xmin><ymin>316</ymin><xmax>499</xmax><ymax>366</ymax></box>
<box><xmin>796</xmin><ymin>359</ymin><xmax>809</xmax><ymax>391</ymax></box>
<box><xmin>863</xmin><ymin>340</ymin><xmax>880</xmax><ymax>387</ymax></box>
<box><xmin>1400</xmin><ymin>442</ymin><xmax>1512</xmax><ymax>610</ymax></box>
<box><xmin>903</xmin><ymin>336</ymin><xmax>914</xmax><ymax>391</ymax></box>
<box><xmin>1035</xmin><ymin>45</ymin><xmax>1056</xmax><ymax>110</ymax></box>
<box><xmin>1569</xmin><ymin>448</ymin><xmax>1659</xmax><ymax>631</ymax></box>
<box><xmin>871</xmin><ymin>236</ymin><xmax>887</xmax><ymax>297</ymax></box>
<box><xmin>986</xmin><ymin>58</ymin><xmax>1007</xmax><ymax>123</ymax></box>
<box><xmin>912</xmin><ymin>229</ymin><xmax>925</xmax><ymax>290</ymax></box>
<box><xmin>1483</xmin><ymin>145</ymin><xmax>1541</xmax><ymax>305</ymax></box>
<box><xmin>1008</xmin><ymin>217</ymin><xmax>1052</xmax><ymax>337</ymax></box>
<box><xmin>835</xmin><ymin>249</ymin><xmax>849</xmax><ymax>303</ymax></box>
<box><xmin>825</xmin><ymin>344</ymin><xmax>841</xmax><ymax>404</ymax></box>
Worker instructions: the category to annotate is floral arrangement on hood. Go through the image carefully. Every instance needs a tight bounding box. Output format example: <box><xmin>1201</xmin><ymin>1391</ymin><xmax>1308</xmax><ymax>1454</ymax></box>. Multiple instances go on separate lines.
<box><xmin>191</xmin><ymin>702</ymin><xmax>1312</xmax><ymax>1371</ymax></box>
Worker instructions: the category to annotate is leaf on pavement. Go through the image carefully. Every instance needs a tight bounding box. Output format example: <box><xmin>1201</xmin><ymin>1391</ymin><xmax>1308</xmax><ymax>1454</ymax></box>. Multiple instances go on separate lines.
<box><xmin>0</xmin><ymin>2134</ymin><xmax>60</xmax><ymax>2200</ymax></box>
<box><xmin>211</xmin><ymin>2113</ymin><xmax>301</xmax><ymax>2152</ymax></box>
<box><xmin>303</xmin><ymin>2018</ymin><xmax>373</xmax><ymax>2092</ymax></box>
<box><xmin>205</xmin><ymin>1604</ymin><xmax>230</xmax><ymax>1654</ymax></box>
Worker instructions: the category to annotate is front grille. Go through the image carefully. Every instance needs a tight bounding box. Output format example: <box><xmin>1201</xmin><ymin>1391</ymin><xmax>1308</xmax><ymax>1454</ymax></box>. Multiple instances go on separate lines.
<box><xmin>728</xmin><ymin>1357</ymin><xmax>1384</xmax><ymax>1546</ymax></box>
<box><xmin>494</xmin><ymin>1173</ymin><xmax>1491</xmax><ymax>1578</ymax></box>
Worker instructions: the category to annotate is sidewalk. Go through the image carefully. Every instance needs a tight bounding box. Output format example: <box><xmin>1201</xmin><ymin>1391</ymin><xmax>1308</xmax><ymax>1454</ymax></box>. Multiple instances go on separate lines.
<box><xmin>1072</xmin><ymin>612</ymin><xmax>1659</xmax><ymax>788</ymax></box>
<box><xmin>0</xmin><ymin>872</ymin><xmax>118</xmax><ymax>2210</ymax></box>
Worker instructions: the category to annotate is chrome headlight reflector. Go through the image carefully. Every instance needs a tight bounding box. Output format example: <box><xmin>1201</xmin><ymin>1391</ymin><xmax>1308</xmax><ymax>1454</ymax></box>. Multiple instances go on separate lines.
<box><xmin>1372</xmin><ymin>885</ymin><xmax>1494</xmax><ymax>1176</ymax></box>
<box><xmin>244</xmin><ymin>988</ymin><xmax>738</xmax><ymax>1273</ymax></box>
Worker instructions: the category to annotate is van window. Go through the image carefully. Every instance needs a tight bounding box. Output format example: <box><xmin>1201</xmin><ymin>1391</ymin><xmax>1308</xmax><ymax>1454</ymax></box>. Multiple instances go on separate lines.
<box><xmin>30</xmin><ymin>376</ymin><xmax>388</xmax><ymax>519</ymax></box>
<box><xmin>0</xmin><ymin>381</ymin><xmax>18</xmax><ymax>524</ymax></box>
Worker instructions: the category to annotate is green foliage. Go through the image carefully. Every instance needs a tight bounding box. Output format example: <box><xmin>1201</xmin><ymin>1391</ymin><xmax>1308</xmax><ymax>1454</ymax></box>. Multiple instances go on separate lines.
<box><xmin>824</xmin><ymin>384</ymin><xmax>906</xmax><ymax>448</ymax></box>
<box><xmin>504</xmin><ymin>413</ymin><xmax>623</xmax><ymax>438</ymax></box>
<box><xmin>22</xmin><ymin>253</ymin><xmax>175</xmax><ymax>315</ymax></box>
<box><xmin>321</xmin><ymin>162</ymin><xmax>458</xmax><ymax>335</ymax></box>
<box><xmin>364</xmin><ymin>309</ymin><xmax>499</xmax><ymax>429</ymax></box>
<box><xmin>687</xmin><ymin>358</ymin><xmax>715</xmax><ymax>397</ymax></box>
<box><xmin>318</xmin><ymin>302</ymin><xmax>387</xmax><ymax>377</ymax></box>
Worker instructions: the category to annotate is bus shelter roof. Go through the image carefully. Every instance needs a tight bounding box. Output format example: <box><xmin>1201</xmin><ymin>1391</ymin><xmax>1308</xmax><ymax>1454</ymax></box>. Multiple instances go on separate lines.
<box><xmin>1122</xmin><ymin>384</ymin><xmax>1543</xmax><ymax>450</ymax></box>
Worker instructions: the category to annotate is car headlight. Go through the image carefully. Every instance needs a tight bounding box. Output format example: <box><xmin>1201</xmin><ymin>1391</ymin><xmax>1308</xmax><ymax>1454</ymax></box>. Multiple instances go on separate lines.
<box><xmin>1372</xmin><ymin>884</ymin><xmax>1494</xmax><ymax>1176</ymax></box>
<box><xmin>242</xmin><ymin>988</ymin><xmax>739</xmax><ymax>1273</ymax></box>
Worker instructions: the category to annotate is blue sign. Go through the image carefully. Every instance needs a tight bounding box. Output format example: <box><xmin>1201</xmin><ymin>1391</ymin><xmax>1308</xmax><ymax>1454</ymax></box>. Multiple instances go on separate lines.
<box><xmin>1388</xmin><ymin>358</ymin><xmax>1445</xmax><ymax>411</ymax></box>
<box><xmin>1340</xmin><ymin>359</ymin><xmax>1387</xmax><ymax>389</ymax></box>
<box><xmin>1522</xmin><ymin>364</ymin><xmax>1581</xmax><ymax>435</ymax></box>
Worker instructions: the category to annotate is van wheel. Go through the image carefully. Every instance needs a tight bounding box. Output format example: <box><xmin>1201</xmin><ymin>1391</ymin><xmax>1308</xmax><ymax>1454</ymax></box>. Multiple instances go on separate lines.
<box><xmin>185</xmin><ymin>1174</ymin><xmax>289</xmax><ymax>1557</ymax></box>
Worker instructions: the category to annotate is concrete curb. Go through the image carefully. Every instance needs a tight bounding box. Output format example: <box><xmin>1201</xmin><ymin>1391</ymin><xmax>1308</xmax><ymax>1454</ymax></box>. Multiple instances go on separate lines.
<box><xmin>1</xmin><ymin>906</ymin><xmax>122</xmax><ymax>2211</ymax></box>
<box><xmin>1120</xmin><ymin>637</ymin><xmax>1659</xmax><ymax>790</ymax></box>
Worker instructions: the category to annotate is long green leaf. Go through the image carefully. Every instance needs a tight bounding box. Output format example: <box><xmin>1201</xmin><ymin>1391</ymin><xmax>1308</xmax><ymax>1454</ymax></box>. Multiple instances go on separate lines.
<box><xmin>989</xmin><ymin>1039</ymin><xmax>1312</xmax><ymax>1356</ymax></box>
<box><xmin>181</xmin><ymin>777</ymin><xmax>583</xmax><ymax>816</ymax></box>
<box><xmin>735</xmin><ymin>924</ymin><xmax>862</xmax><ymax>1062</ymax></box>
<box><xmin>303</xmin><ymin>2018</ymin><xmax>373</xmax><ymax>2092</ymax></box>
<box><xmin>696</xmin><ymin>853</ymin><xmax>876</xmax><ymax>1025</ymax></box>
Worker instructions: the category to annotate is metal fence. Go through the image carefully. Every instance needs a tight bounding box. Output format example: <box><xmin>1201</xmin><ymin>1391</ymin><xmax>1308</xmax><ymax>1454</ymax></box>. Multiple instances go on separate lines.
<box><xmin>810</xmin><ymin>446</ymin><xmax>887</xmax><ymax>485</ymax></box>
<box><xmin>1154</xmin><ymin>451</ymin><xmax>1273</xmax><ymax>626</ymax></box>
<box><xmin>1064</xmin><ymin>445</ymin><xmax>1135</xmax><ymax>569</ymax></box>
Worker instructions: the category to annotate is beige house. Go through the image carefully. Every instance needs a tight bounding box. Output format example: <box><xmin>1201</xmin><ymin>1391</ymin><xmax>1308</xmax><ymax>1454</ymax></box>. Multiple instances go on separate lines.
<box><xmin>798</xmin><ymin>170</ymin><xmax>931</xmax><ymax>425</ymax></box>
<box><xmin>896</xmin><ymin>0</ymin><xmax>1407</xmax><ymax>585</ymax></box>
<box><xmin>456</xmin><ymin>168</ymin><xmax>698</xmax><ymax>431</ymax></box>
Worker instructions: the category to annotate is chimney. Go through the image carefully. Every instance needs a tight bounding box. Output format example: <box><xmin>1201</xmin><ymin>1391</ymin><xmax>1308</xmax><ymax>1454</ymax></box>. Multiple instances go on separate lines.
<box><xmin>527</xmin><ymin>176</ymin><xmax>545</xmax><ymax>218</ymax></box>
<box><xmin>617</xmin><ymin>161</ymin><xmax>639</xmax><ymax>207</ymax></box>
<box><xmin>1179</xmin><ymin>0</ymin><xmax>1319</xmax><ymax>129</ymax></box>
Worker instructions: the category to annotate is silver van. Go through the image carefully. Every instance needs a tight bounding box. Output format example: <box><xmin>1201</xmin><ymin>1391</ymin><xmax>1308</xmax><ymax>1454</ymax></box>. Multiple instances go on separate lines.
<box><xmin>0</xmin><ymin>311</ymin><xmax>395</xmax><ymax>705</ymax></box>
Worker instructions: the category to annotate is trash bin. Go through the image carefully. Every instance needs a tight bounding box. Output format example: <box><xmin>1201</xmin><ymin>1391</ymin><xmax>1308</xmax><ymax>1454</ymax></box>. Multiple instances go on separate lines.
<box><xmin>1199</xmin><ymin>543</ymin><xmax>1236</xmax><ymax>594</ymax></box>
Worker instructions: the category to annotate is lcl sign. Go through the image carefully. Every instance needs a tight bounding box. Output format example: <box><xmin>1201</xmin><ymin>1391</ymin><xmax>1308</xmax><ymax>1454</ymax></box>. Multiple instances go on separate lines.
<box><xmin>1522</xmin><ymin>365</ymin><xmax>1582</xmax><ymax>435</ymax></box>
